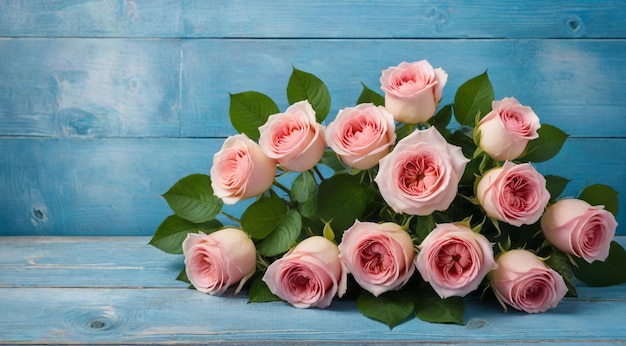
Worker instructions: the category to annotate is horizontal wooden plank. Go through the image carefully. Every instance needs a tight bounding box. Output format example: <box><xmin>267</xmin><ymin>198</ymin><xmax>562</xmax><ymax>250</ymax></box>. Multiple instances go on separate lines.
<box><xmin>0</xmin><ymin>137</ymin><xmax>624</xmax><ymax>236</ymax></box>
<box><xmin>0</xmin><ymin>236</ymin><xmax>624</xmax><ymax>344</ymax></box>
<box><xmin>2</xmin><ymin>236</ymin><xmax>626</xmax><ymax>297</ymax></box>
<box><xmin>183</xmin><ymin>38</ymin><xmax>626</xmax><ymax>138</ymax></box>
<box><xmin>1</xmin><ymin>38</ymin><xmax>624</xmax><ymax>138</ymax></box>
<box><xmin>0</xmin><ymin>38</ymin><xmax>181</xmax><ymax>137</ymax></box>
<box><xmin>1</xmin><ymin>0</ymin><xmax>625</xmax><ymax>39</ymax></box>
<box><xmin>0</xmin><ymin>236</ymin><xmax>187</xmax><ymax>288</ymax></box>
<box><xmin>1</xmin><ymin>287</ymin><xmax>626</xmax><ymax>344</ymax></box>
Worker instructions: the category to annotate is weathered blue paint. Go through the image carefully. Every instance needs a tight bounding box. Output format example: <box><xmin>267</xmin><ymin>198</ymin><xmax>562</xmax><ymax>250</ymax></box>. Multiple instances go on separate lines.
<box><xmin>0</xmin><ymin>0</ymin><xmax>624</xmax><ymax>237</ymax></box>
<box><xmin>0</xmin><ymin>236</ymin><xmax>624</xmax><ymax>344</ymax></box>
<box><xmin>1</xmin><ymin>0</ymin><xmax>625</xmax><ymax>38</ymax></box>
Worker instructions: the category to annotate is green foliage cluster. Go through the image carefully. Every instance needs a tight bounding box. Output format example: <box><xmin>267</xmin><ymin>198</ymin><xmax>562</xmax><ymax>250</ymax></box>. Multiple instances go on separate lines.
<box><xmin>151</xmin><ymin>67</ymin><xmax>624</xmax><ymax>328</ymax></box>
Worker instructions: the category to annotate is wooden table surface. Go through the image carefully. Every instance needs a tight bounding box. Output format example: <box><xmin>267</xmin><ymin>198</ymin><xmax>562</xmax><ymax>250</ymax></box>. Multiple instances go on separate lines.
<box><xmin>1</xmin><ymin>236</ymin><xmax>625</xmax><ymax>345</ymax></box>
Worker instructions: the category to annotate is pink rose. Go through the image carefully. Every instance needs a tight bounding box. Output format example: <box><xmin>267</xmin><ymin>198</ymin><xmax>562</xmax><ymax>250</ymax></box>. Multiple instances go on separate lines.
<box><xmin>380</xmin><ymin>60</ymin><xmax>448</xmax><ymax>124</ymax></box>
<box><xmin>210</xmin><ymin>134</ymin><xmax>277</xmax><ymax>205</ymax></box>
<box><xmin>325</xmin><ymin>103</ymin><xmax>396</xmax><ymax>170</ymax></box>
<box><xmin>183</xmin><ymin>228</ymin><xmax>257</xmax><ymax>296</ymax></box>
<box><xmin>258</xmin><ymin>100</ymin><xmax>326</xmax><ymax>172</ymax></box>
<box><xmin>491</xmin><ymin>249</ymin><xmax>568</xmax><ymax>313</ymax></box>
<box><xmin>476</xmin><ymin>97</ymin><xmax>540</xmax><ymax>161</ymax></box>
<box><xmin>541</xmin><ymin>198</ymin><xmax>617</xmax><ymax>263</ymax></box>
<box><xmin>263</xmin><ymin>236</ymin><xmax>346</xmax><ymax>308</ymax></box>
<box><xmin>476</xmin><ymin>162</ymin><xmax>550</xmax><ymax>227</ymax></box>
<box><xmin>338</xmin><ymin>221</ymin><xmax>416</xmax><ymax>297</ymax></box>
<box><xmin>415</xmin><ymin>223</ymin><xmax>496</xmax><ymax>298</ymax></box>
<box><xmin>374</xmin><ymin>127</ymin><xmax>469</xmax><ymax>215</ymax></box>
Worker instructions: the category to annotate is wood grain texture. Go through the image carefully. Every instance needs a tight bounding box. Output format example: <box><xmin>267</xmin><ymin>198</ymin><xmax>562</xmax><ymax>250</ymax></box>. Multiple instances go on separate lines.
<box><xmin>181</xmin><ymin>38</ymin><xmax>626</xmax><ymax>138</ymax></box>
<box><xmin>4</xmin><ymin>38</ymin><xmax>624</xmax><ymax>138</ymax></box>
<box><xmin>0</xmin><ymin>137</ymin><xmax>623</xmax><ymax>236</ymax></box>
<box><xmin>0</xmin><ymin>236</ymin><xmax>624</xmax><ymax>344</ymax></box>
<box><xmin>0</xmin><ymin>38</ymin><xmax>181</xmax><ymax>137</ymax></box>
<box><xmin>1</xmin><ymin>0</ymin><xmax>625</xmax><ymax>39</ymax></box>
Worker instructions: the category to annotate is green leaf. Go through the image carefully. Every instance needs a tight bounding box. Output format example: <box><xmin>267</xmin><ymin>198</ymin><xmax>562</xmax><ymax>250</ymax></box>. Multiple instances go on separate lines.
<box><xmin>149</xmin><ymin>215</ymin><xmax>223</xmax><ymax>254</ymax></box>
<box><xmin>241</xmin><ymin>197</ymin><xmax>289</xmax><ymax>240</ymax></box>
<box><xmin>545</xmin><ymin>175</ymin><xmax>570</xmax><ymax>202</ymax></box>
<box><xmin>176</xmin><ymin>267</ymin><xmax>190</xmax><ymax>284</ymax></box>
<box><xmin>414</xmin><ymin>287</ymin><xmax>465</xmax><ymax>325</ymax></box>
<box><xmin>317</xmin><ymin>174</ymin><xmax>370</xmax><ymax>237</ymax></box>
<box><xmin>413</xmin><ymin>215</ymin><xmax>437</xmax><ymax>243</ymax></box>
<box><xmin>162</xmin><ymin>174</ymin><xmax>223</xmax><ymax>223</ymax></box>
<box><xmin>229</xmin><ymin>91</ymin><xmax>280</xmax><ymax>140</ymax></box>
<box><xmin>287</xmin><ymin>67</ymin><xmax>331</xmax><ymax>122</ymax></box>
<box><xmin>574</xmin><ymin>241</ymin><xmax>626</xmax><ymax>287</ymax></box>
<box><xmin>453</xmin><ymin>71</ymin><xmax>494</xmax><ymax>126</ymax></box>
<box><xmin>321</xmin><ymin>149</ymin><xmax>346</xmax><ymax>172</ymax></box>
<box><xmin>256</xmin><ymin>210</ymin><xmax>302</xmax><ymax>256</ymax></box>
<box><xmin>431</xmin><ymin>104</ymin><xmax>453</xmax><ymax>136</ymax></box>
<box><xmin>579</xmin><ymin>184</ymin><xmax>619</xmax><ymax>216</ymax></box>
<box><xmin>248</xmin><ymin>276</ymin><xmax>282</xmax><ymax>303</ymax></box>
<box><xmin>356</xmin><ymin>290</ymin><xmax>415</xmax><ymax>329</ymax></box>
<box><xmin>357</xmin><ymin>82</ymin><xmax>385</xmax><ymax>106</ymax></box>
<box><xmin>290</xmin><ymin>171</ymin><xmax>319</xmax><ymax>219</ymax></box>
<box><xmin>546</xmin><ymin>249</ymin><xmax>578</xmax><ymax>297</ymax></box>
<box><xmin>517</xmin><ymin>124</ymin><xmax>568</xmax><ymax>163</ymax></box>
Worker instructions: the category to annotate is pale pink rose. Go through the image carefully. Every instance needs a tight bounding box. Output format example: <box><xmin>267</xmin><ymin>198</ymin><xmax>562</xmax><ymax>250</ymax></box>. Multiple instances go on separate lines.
<box><xmin>258</xmin><ymin>100</ymin><xmax>326</xmax><ymax>172</ymax></box>
<box><xmin>476</xmin><ymin>162</ymin><xmax>550</xmax><ymax>227</ymax></box>
<box><xmin>183</xmin><ymin>228</ymin><xmax>257</xmax><ymax>296</ymax></box>
<box><xmin>338</xmin><ymin>221</ymin><xmax>416</xmax><ymax>297</ymax></box>
<box><xmin>263</xmin><ymin>236</ymin><xmax>346</xmax><ymax>308</ymax></box>
<box><xmin>476</xmin><ymin>97</ymin><xmax>540</xmax><ymax>161</ymax></box>
<box><xmin>374</xmin><ymin>127</ymin><xmax>469</xmax><ymax>215</ymax></box>
<box><xmin>325</xmin><ymin>103</ymin><xmax>396</xmax><ymax>170</ymax></box>
<box><xmin>491</xmin><ymin>249</ymin><xmax>568</xmax><ymax>313</ymax></box>
<box><xmin>380</xmin><ymin>60</ymin><xmax>448</xmax><ymax>124</ymax></box>
<box><xmin>210</xmin><ymin>134</ymin><xmax>277</xmax><ymax>205</ymax></box>
<box><xmin>541</xmin><ymin>198</ymin><xmax>617</xmax><ymax>263</ymax></box>
<box><xmin>415</xmin><ymin>223</ymin><xmax>496</xmax><ymax>298</ymax></box>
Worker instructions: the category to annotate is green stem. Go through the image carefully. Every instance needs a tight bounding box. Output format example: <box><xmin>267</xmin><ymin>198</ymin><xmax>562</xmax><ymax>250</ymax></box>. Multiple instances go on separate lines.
<box><xmin>272</xmin><ymin>180</ymin><xmax>291</xmax><ymax>194</ymax></box>
<box><xmin>313</xmin><ymin>166</ymin><xmax>325</xmax><ymax>182</ymax></box>
<box><xmin>405</xmin><ymin>123</ymin><xmax>415</xmax><ymax>135</ymax></box>
<box><xmin>221</xmin><ymin>211</ymin><xmax>241</xmax><ymax>224</ymax></box>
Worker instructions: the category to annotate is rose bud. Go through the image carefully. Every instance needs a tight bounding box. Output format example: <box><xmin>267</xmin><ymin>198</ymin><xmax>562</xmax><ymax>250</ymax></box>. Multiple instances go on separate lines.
<box><xmin>491</xmin><ymin>249</ymin><xmax>568</xmax><ymax>313</ymax></box>
<box><xmin>476</xmin><ymin>97</ymin><xmax>540</xmax><ymax>161</ymax></box>
<box><xmin>183</xmin><ymin>228</ymin><xmax>257</xmax><ymax>296</ymax></box>
<box><xmin>415</xmin><ymin>223</ymin><xmax>496</xmax><ymax>298</ymax></box>
<box><xmin>375</xmin><ymin>127</ymin><xmax>469</xmax><ymax>216</ymax></box>
<box><xmin>338</xmin><ymin>221</ymin><xmax>415</xmax><ymax>297</ymax></box>
<box><xmin>210</xmin><ymin>134</ymin><xmax>277</xmax><ymax>205</ymax></box>
<box><xmin>263</xmin><ymin>236</ymin><xmax>346</xmax><ymax>309</ymax></box>
<box><xmin>325</xmin><ymin>103</ymin><xmax>396</xmax><ymax>170</ymax></box>
<box><xmin>476</xmin><ymin>162</ymin><xmax>550</xmax><ymax>227</ymax></box>
<box><xmin>541</xmin><ymin>198</ymin><xmax>617</xmax><ymax>263</ymax></box>
<box><xmin>258</xmin><ymin>100</ymin><xmax>326</xmax><ymax>172</ymax></box>
<box><xmin>380</xmin><ymin>60</ymin><xmax>448</xmax><ymax>124</ymax></box>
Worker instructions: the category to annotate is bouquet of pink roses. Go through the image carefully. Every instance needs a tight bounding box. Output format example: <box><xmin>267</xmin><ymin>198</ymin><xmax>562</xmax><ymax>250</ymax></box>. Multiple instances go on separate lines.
<box><xmin>150</xmin><ymin>60</ymin><xmax>624</xmax><ymax>327</ymax></box>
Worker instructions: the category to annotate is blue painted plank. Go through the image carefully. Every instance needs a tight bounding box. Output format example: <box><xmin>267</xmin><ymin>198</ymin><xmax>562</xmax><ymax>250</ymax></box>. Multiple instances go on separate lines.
<box><xmin>181</xmin><ymin>38</ymin><xmax>626</xmax><ymax>138</ymax></box>
<box><xmin>1</xmin><ymin>38</ymin><xmax>623</xmax><ymax>138</ymax></box>
<box><xmin>0</xmin><ymin>38</ymin><xmax>181</xmax><ymax>137</ymax></box>
<box><xmin>1</xmin><ymin>0</ymin><xmax>625</xmax><ymax>39</ymax></box>
<box><xmin>0</xmin><ymin>137</ymin><xmax>623</xmax><ymax>236</ymax></box>
<box><xmin>2</xmin><ymin>236</ymin><xmax>626</xmax><ymax>298</ymax></box>
<box><xmin>0</xmin><ymin>286</ymin><xmax>625</xmax><ymax>344</ymax></box>
<box><xmin>0</xmin><ymin>236</ymin><xmax>623</xmax><ymax>343</ymax></box>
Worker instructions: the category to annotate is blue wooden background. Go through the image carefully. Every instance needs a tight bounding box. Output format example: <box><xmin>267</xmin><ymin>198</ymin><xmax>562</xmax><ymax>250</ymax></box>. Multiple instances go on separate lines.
<box><xmin>0</xmin><ymin>0</ymin><xmax>624</xmax><ymax>236</ymax></box>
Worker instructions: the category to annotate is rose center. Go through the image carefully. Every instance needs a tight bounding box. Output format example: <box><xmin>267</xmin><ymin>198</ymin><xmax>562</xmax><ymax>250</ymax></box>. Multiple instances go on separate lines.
<box><xmin>360</xmin><ymin>241</ymin><xmax>393</xmax><ymax>274</ymax></box>
<box><xmin>401</xmin><ymin>156</ymin><xmax>439</xmax><ymax>194</ymax></box>
<box><xmin>436</xmin><ymin>242</ymin><xmax>472</xmax><ymax>280</ymax></box>
<box><xmin>346</xmin><ymin>119</ymin><xmax>379</xmax><ymax>146</ymax></box>
<box><xmin>503</xmin><ymin>176</ymin><xmax>532</xmax><ymax>210</ymax></box>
